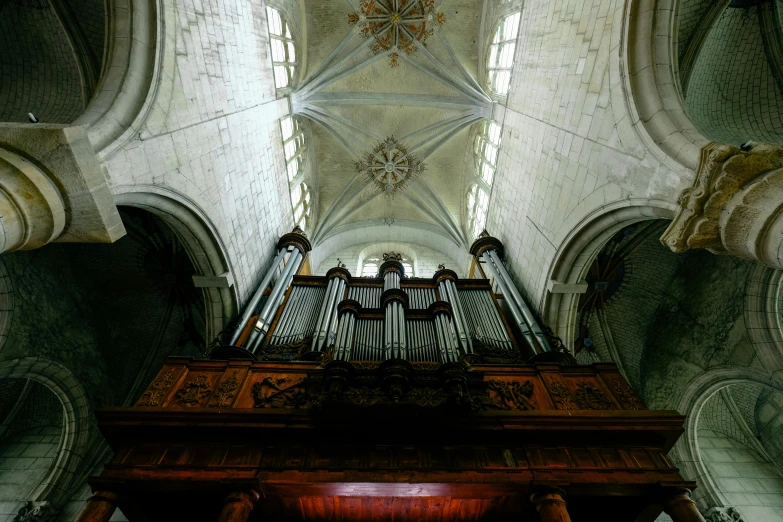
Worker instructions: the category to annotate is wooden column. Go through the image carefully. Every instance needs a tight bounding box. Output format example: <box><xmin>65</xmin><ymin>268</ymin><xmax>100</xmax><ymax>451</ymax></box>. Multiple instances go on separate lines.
<box><xmin>218</xmin><ymin>491</ymin><xmax>260</xmax><ymax>522</ymax></box>
<box><xmin>75</xmin><ymin>491</ymin><xmax>119</xmax><ymax>522</ymax></box>
<box><xmin>530</xmin><ymin>487</ymin><xmax>572</xmax><ymax>522</ymax></box>
<box><xmin>663</xmin><ymin>489</ymin><xmax>707</xmax><ymax>522</ymax></box>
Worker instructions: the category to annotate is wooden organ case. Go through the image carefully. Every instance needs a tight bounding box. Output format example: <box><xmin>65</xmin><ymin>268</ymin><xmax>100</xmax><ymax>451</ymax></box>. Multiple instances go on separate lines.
<box><xmin>77</xmin><ymin>231</ymin><xmax>705</xmax><ymax>522</ymax></box>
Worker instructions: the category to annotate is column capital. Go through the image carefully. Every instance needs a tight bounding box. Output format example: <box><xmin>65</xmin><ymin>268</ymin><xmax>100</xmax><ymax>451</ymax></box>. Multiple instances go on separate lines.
<box><xmin>662</xmin><ymin>142</ymin><xmax>783</xmax><ymax>269</ymax></box>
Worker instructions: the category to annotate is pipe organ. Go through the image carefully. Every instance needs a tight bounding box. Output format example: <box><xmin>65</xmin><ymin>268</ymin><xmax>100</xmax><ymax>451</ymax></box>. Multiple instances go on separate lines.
<box><xmin>76</xmin><ymin>228</ymin><xmax>704</xmax><ymax>522</ymax></box>
<box><xmin>226</xmin><ymin>246</ymin><xmax>532</xmax><ymax>366</ymax></box>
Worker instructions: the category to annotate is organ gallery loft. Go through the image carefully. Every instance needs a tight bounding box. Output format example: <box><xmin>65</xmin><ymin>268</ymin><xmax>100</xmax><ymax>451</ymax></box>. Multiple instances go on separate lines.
<box><xmin>1</xmin><ymin>0</ymin><xmax>783</xmax><ymax>520</ymax></box>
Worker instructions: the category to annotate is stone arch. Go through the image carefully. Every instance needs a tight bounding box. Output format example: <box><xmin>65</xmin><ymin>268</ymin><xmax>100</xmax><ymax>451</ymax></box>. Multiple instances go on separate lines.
<box><xmin>310</xmin><ymin>221</ymin><xmax>471</xmax><ymax>277</ymax></box>
<box><xmin>74</xmin><ymin>0</ymin><xmax>169</xmax><ymax>157</ymax></box>
<box><xmin>674</xmin><ymin>367</ymin><xmax>783</xmax><ymax>513</ymax></box>
<box><xmin>542</xmin><ymin>199</ymin><xmax>676</xmax><ymax>349</ymax></box>
<box><xmin>621</xmin><ymin>0</ymin><xmax>710</xmax><ymax>171</ymax></box>
<box><xmin>744</xmin><ymin>264</ymin><xmax>783</xmax><ymax>374</ymax></box>
<box><xmin>114</xmin><ymin>188</ymin><xmax>238</xmax><ymax>344</ymax></box>
<box><xmin>0</xmin><ymin>357</ymin><xmax>92</xmax><ymax>507</ymax></box>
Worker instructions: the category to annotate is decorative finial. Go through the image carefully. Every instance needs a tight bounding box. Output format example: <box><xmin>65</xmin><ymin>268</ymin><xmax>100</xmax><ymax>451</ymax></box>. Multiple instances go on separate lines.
<box><xmin>383</xmin><ymin>252</ymin><xmax>403</xmax><ymax>262</ymax></box>
<box><xmin>336</xmin><ymin>258</ymin><xmax>346</xmax><ymax>269</ymax></box>
<box><xmin>292</xmin><ymin>225</ymin><xmax>307</xmax><ymax>238</ymax></box>
<box><xmin>478</xmin><ymin>229</ymin><xmax>490</xmax><ymax>239</ymax></box>
<box><xmin>437</xmin><ymin>263</ymin><xmax>446</xmax><ymax>270</ymax></box>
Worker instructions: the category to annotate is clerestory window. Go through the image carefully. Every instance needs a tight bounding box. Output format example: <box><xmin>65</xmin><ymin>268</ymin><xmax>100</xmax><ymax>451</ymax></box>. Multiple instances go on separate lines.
<box><xmin>487</xmin><ymin>12</ymin><xmax>521</xmax><ymax>96</ymax></box>
<box><xmin>291</xmin><ymin>182</ymin><xmax>311</xmax><ymax>231</ymax></box>
<box><xmin>280</xmin><ymin>116</ymin><xmax>305</xmax><ymax>181</ymax></box>
<box><xmin>467</xmin><ymin>184</ymin><xmax>490</xmax><ymax>240</ymax></box>
<box><xmin>474</xmin><ymin>121</ymin><xmax>502</xmax><ymax>185</ymax></box>
<box><xmin>266</xmin><ymin>6</ymin><xmax>297</xmax><ymax>90</ymax></box>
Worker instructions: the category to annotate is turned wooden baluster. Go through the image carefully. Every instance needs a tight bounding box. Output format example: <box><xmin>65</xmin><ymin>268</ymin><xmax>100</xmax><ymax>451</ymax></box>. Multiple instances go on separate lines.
<box><xmin>218</xmin><ymin>491</ymin><xmax>260</xmax><ymax>522</ymax></box>
<box><xmin>75</xmin><ymin>491</ymin><xmax>120</xmax><ymax>522</ymax></box>
<box><xmin>530</xmin><ymin>487</ymin><xmax>572</xmax><ymax>522</ymax></box>
<box><xmin>663</xmin><ymin>489</ymin><xmax>707</xmax><ymax>522</ymax></box>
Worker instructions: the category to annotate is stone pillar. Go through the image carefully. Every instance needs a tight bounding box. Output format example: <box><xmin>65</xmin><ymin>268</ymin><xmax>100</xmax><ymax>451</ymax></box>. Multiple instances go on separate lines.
<box><xmin>662</xmin><ymin>142</ymin><xmax>783</xmax><ymax>270</ymax></box>
<box><xmin>530</xmin><ymin>487</ymin><xmax>572</xmax><ymax>522</ymax></box>
<box><xmin>217</xmin><ymin>491</ymin><xmax>260</xmax><ymax>522</ymax></box>
<box><xmin>74</xmin><ymin>491</ymin><xmax>120</xmax><ymax>522</ymax></box>
<box><xmin>662</xmin><ymin>489</ymin><xmax>707</xmax><ymax>522</ymax></box>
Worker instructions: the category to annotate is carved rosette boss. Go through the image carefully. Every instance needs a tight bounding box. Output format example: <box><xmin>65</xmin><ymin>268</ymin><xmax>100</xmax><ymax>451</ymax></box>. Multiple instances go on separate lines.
<box><xmin>661</xmin><ymin>143</ymin><xmax>783</xmax><ymax>269</ymax></box>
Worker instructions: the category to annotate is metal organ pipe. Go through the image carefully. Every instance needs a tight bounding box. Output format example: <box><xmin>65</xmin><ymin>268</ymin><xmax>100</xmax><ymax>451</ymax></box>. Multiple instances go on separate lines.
<box><xmin>229</xmin><ymin>247</ymin><xmax>287</xmax><ymax>346</ymax></box>
<box><xmin>334</xmin><ymin>300</ymin><xmax>359</xmax><ymax>362</ymax></box>
<box><xmin>485</xmin><ymin>249</ymin><xmax>551</xmax><ymax>353</ymax></box>
<box><xmin>246</xmin><ymin>247</ymin><xmax>303</xmax><ymax>352</ymax></box>
<box><xmin>311</xmin><ymin>269</ymin><xmax>349</xmax><ymax>353</ymax></box>
<box><xmin>441</xmin><ymin>279</ymin><xmax>473</xmax><ymax>354</ymax></box>
<box><xmin>479</xmin><ymin>251</ymin><xmax>539</xmax><ymax>352</ymax></box>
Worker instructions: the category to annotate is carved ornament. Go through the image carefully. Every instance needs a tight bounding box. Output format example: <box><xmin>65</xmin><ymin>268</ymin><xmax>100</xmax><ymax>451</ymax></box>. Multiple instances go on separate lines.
<box><xmin>174</xmin><ymin>375</ymin><xmax>212</xmax><ymax>407</ymax></box>
<box><xmin>258</xmin><ymin>337</ymin><xmax>311</xmax><ymax>361</ymax></box>
<box><xmin>251</xmin><ymin>377</ymin><xmax>310</xmax><ymax>409</ymax></box>
<box><xmin>136</xmin><ymin>368</ymin><xmax>176</xmax><ymax>407</ymax></box>
<box><xmin>348</xmin><ymin>0</ymin><xmax>445</xmax><ymax>68</ymax></box>
<box><xmin>14</xmin><ymin>502</ymin><xmax>56</xmax><ymax>522</ymax></box>
<box><xmin>207</xmin><ymin>370</ymin><xmax>241</xmax><ymax>408</ymax></box>
<box><xmin>485</xmin><ymin>380</ymin><xmax>536</xmax><ymax>410</ymax></box>
<box><xmin>357</xmin><ymin>138</ymin><xmax>425</xmax><ymax>195</ymax></box>
<box><xmin>548</xmin><ymin>381</ymin><xmax>577</xmax><ymax>410</ymax></box>
<box><xmin>611</xmin><ymin>378</ymin><xmax>644</xmax><ymax>410</ymax></box>
<box><xmin>705</xmin><ymin>507</ymin><xmax>745</xmax><ymax>522</ymax></box>
<box><xmin>661</xmin><ymin>143</ymin><xmax>783</xmax><ymax>267</ymax></box>
<box><xmin>575</xmin><ymin>381</ymin><xmax>614</xmax><ymax>410</ymax></box>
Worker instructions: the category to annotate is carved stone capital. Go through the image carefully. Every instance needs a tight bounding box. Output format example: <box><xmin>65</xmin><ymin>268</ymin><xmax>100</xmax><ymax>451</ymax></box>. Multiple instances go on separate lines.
<box><xmin>662</xmin><ymin>142</ymin><xmax>783</xmax><ymax>268</ymax></box>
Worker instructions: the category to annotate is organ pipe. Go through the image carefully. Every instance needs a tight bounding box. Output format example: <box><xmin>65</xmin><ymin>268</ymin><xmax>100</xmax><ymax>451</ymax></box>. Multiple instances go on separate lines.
<box><xmin>471</xmin><ymin>234</ymin><xmax>550</xmax><ymax>354</ymax></box>
<box><xmin>311</xmin><ymin>267</ymin><xmax>351</xmax><ymax>353</ymax></box>
<box><xmin>229</xmin><ymin>247</ymin><xmax>287</xmax><ymax>346</ymax></box>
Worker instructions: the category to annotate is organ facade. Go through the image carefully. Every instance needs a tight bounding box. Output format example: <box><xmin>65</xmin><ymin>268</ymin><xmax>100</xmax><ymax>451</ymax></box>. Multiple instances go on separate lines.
<box><xmin>75</xmin><ymin>228</ymin><xmax>706</xmax><ymax>522</ymax></box>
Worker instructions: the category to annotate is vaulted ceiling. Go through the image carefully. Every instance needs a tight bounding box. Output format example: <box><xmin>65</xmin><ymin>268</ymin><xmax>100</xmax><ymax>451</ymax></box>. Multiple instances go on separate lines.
<box><xmin>295</xmin><ymin>0</ymin><xmax>491</xmax><ymax>249</ymax></box>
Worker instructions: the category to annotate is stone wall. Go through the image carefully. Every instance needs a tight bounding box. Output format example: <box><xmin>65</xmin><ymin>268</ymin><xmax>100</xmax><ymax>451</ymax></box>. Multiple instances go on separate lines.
<box><xmin>484</xmin><ymin>0</ymin><xmax>693</xmax><ymax>312</ymax></box>
<box><xmin>103</xmin><ymin>0</ymin><xmax>294</xmax><ymax>306</ymax></box>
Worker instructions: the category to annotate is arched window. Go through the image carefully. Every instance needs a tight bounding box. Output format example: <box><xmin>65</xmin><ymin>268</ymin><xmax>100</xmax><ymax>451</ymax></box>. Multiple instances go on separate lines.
<box><xmin>361</xmin><ymin>256</ymin><xmax>380</xmax><ymax>277</ymax></box>
<box><xmin>467</xmin><ymin>184</ymin><xmax>490</xmax><ymax>239</ymax></box>
<box><xmin>291</xmin><ymin>182</ymin><xmax>311</xmax><ymax>231</ymax></box>
<box><xmin>487</xmin><ymin>12</ymin><xmax>521</xmax><ymax>96</ymax></box>
<box><xmin>266</xmin><ymin>6</ymin><xmax>297</xmax><ymax>89</ymax></box>
<box><xmin>474</xmin><ymin>120</ymin><xmax>502</xmax><ymax>185</ymax></box>
<box><xmin>280</xmin><ymin>116</ymin><xmax>305</xmax><ymax>181</ymax></box>
<box><xmin>360</xmin><ymin>255</ymin><xmax>414</xmax><ymax>277</ymax></box>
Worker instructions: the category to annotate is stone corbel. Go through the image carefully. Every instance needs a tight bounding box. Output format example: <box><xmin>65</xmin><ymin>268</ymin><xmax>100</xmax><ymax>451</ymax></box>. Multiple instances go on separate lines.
<box><xmin>661</xmin><ymin>142</ymin><xmax>783</xmax><ymax>269</ymax></box>
<box><xmin>13</xmin><ymin>501</ymin><xmax>57</xmax><ymax>522</ymax></box>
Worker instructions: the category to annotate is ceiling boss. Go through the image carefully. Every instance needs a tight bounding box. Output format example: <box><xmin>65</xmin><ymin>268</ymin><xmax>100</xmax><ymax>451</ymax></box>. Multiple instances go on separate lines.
<box><xmin>356</xmin><ymin>137</ymin><xmax>425</xmax><ymax>196</ymax></box>
<box><xmin>348</xmin><ymin>0</ymin><xmax>446</xmax><ymax>68</ymax></box>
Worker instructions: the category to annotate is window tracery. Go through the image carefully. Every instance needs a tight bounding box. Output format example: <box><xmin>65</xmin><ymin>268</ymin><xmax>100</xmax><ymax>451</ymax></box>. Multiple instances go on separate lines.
<box><xmin>291</xmin><ymin>182</ymin><xmax>311</xmax><ymax>231</ymax></box>
<box><xmin>266</xmin><ymin>6</ymin><xmax>297</xmax><ymax>90</ymax></box>
<box><xmin>281</xmin><ymin>116</ymin><xmax>305</xmax><ymax>181</ymax></box>
<box><xmin>467</xmin><ymin>121</ymin><xmax>502</xmax><ymax>239</ymax></box>
<box><xmin>487</xmin><ymin>12</ymin><xmax>521</xmax><ymax>95</ymax></box>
